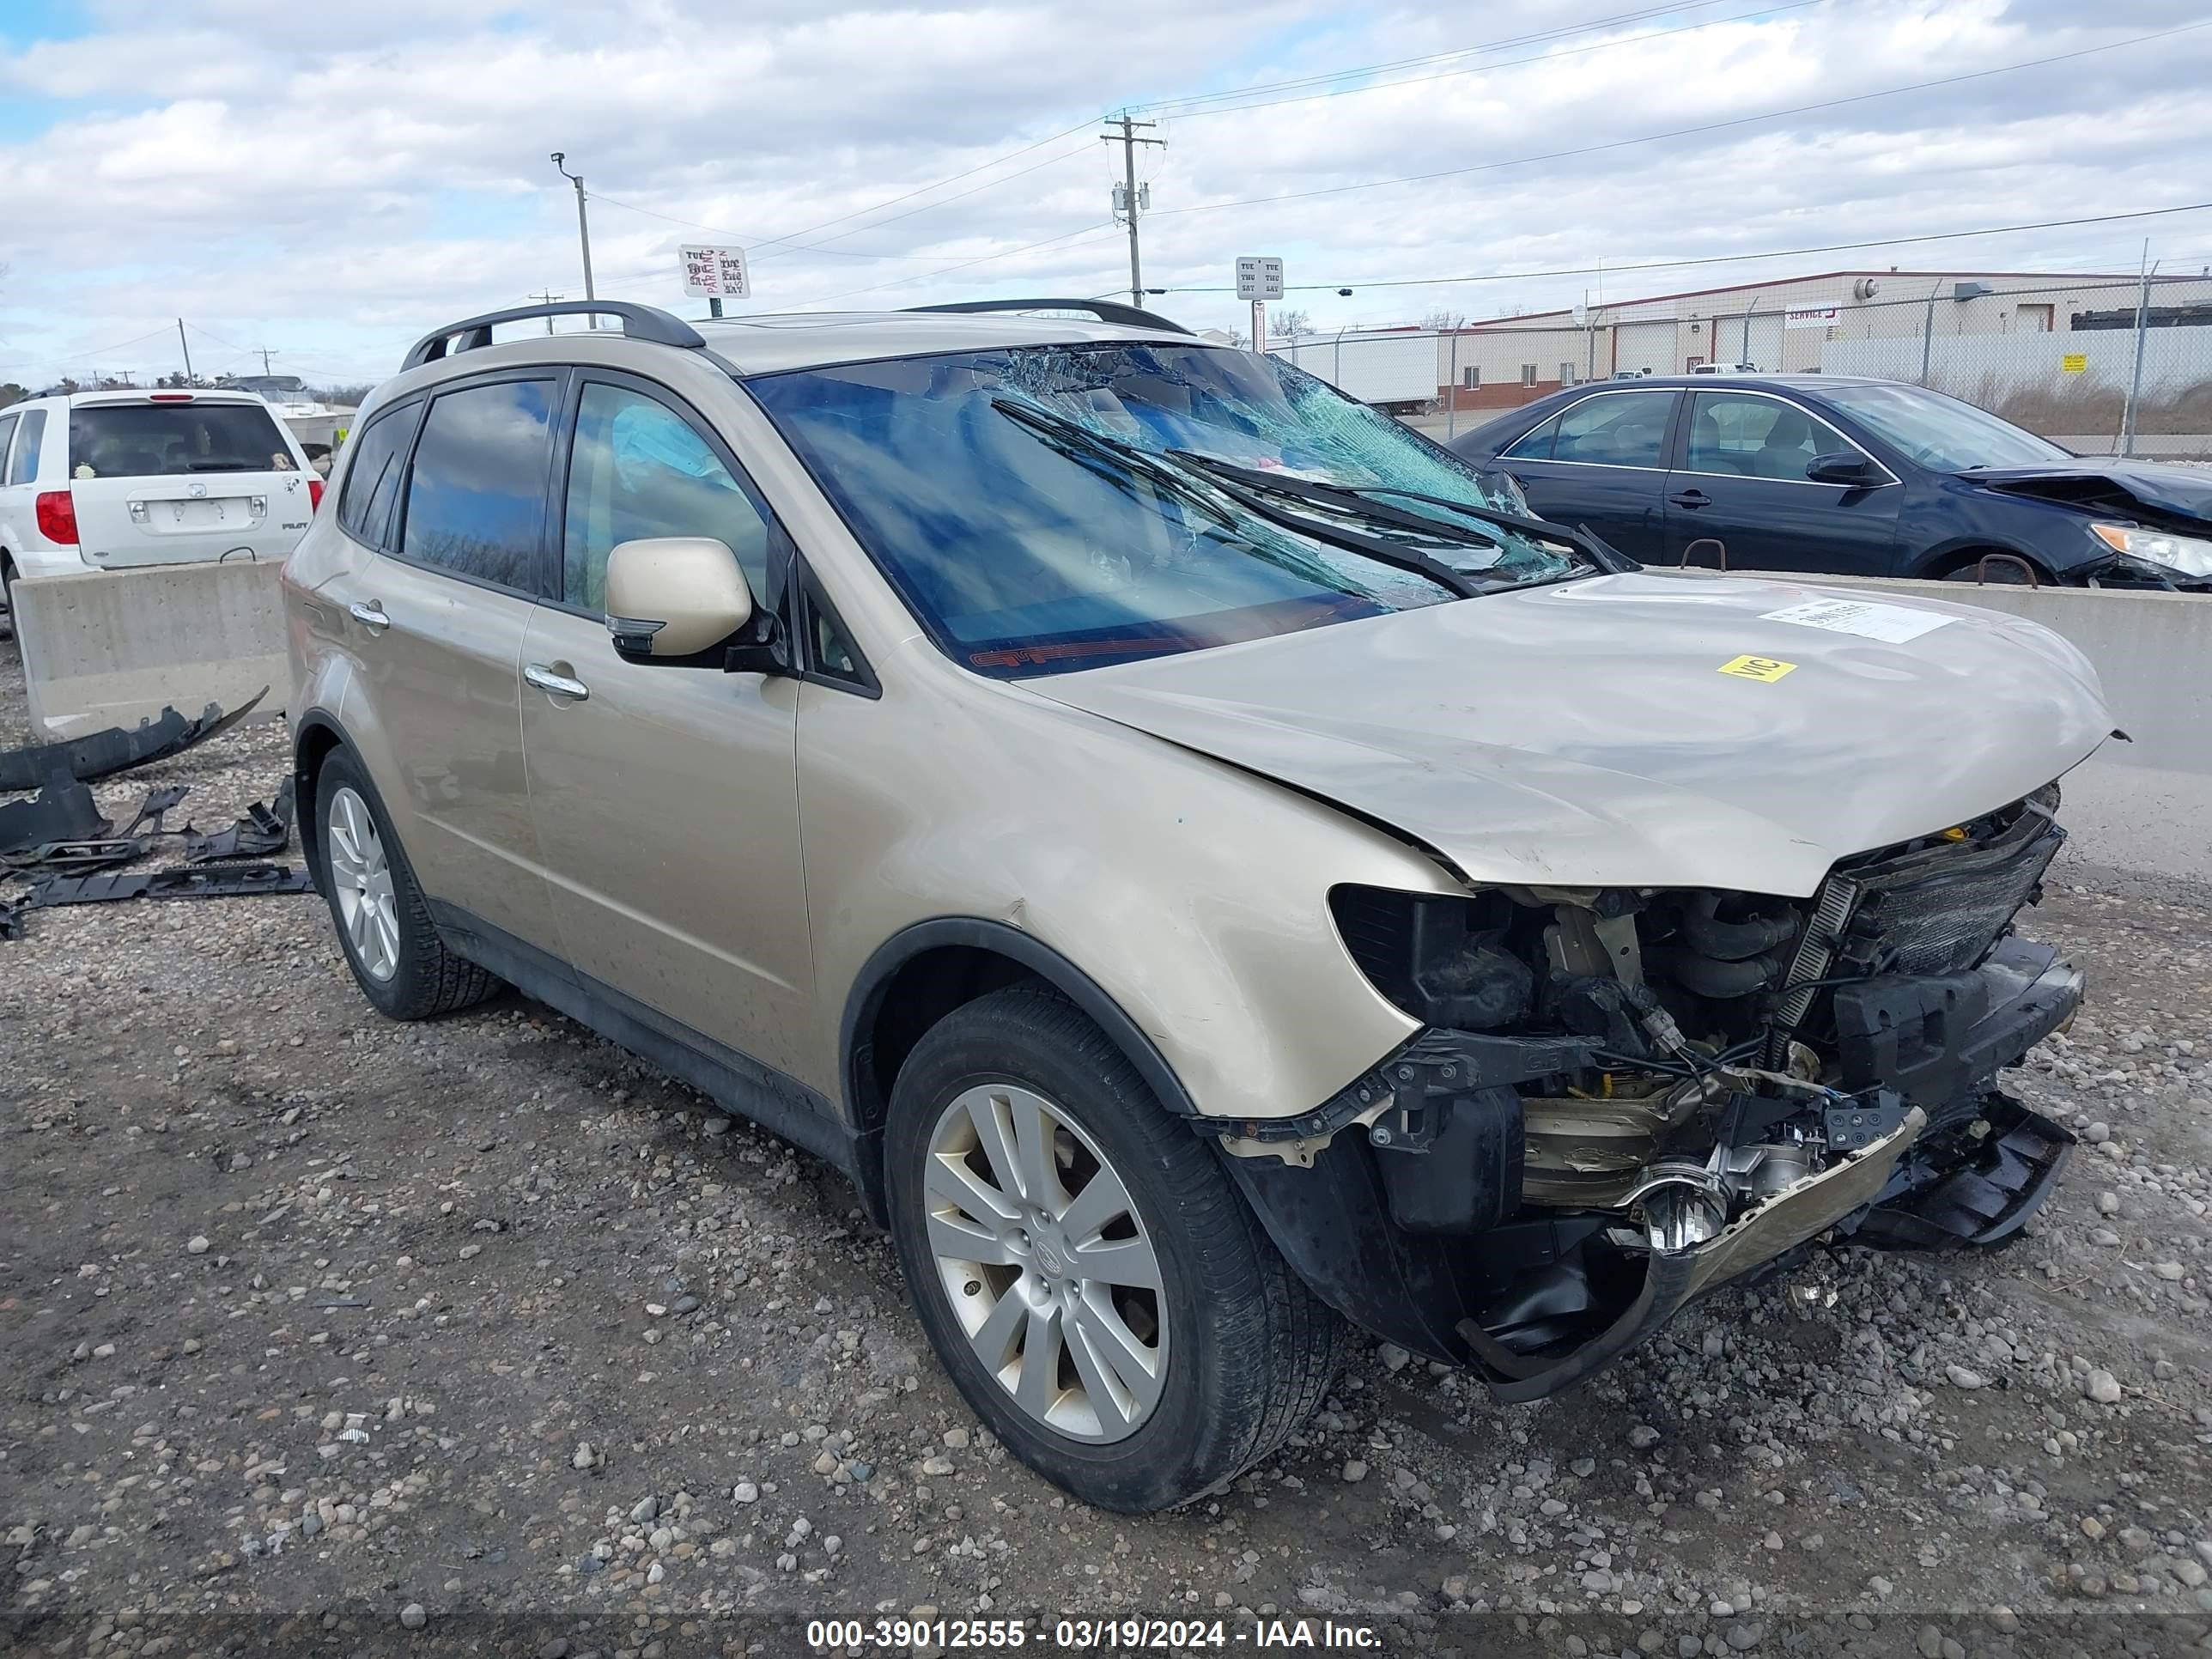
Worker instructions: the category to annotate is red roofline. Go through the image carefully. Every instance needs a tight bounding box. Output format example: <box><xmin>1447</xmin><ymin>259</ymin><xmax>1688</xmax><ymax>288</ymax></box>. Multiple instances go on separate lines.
<box><xmin>1457</xmin><ymin>268</ymin><xmax>2154</xmax><ymax>329</ymax></box>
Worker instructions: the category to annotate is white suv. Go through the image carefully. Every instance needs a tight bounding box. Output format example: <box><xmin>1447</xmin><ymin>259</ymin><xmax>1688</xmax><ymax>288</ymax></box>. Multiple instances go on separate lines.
<box><xmin>0</xmin><ymin>388</ymin><xmax>320</xmax><ymax>629</ymax></box>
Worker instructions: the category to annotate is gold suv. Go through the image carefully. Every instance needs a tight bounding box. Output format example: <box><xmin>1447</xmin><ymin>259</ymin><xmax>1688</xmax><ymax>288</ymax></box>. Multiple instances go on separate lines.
<box><xmin>288</xmin><ymin>300</ymin><xmax>2107</xmax><ymax>1512</ymax></box>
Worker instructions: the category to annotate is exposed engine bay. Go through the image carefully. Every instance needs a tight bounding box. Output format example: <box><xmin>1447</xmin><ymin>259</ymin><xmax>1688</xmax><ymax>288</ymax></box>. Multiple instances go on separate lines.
<box><xmin>1225</xmin><ymin>784</ymin><xmax>2082</xmax><ymax>1401</ymax></box>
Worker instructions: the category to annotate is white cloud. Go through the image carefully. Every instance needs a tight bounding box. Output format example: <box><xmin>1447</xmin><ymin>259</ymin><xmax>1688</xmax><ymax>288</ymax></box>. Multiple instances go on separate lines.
<box><xmin>1</xmin><ymin>0</ymin><xmax>2207</xmax><ymax>387</ymax></box>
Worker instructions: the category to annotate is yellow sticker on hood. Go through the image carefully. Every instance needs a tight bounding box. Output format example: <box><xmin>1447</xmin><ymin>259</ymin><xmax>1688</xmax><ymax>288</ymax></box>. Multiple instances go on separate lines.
<box><xmin>1718</xmin><ymin>654</ymin><xmax>1797</xmax><ymax>682</ymax></box>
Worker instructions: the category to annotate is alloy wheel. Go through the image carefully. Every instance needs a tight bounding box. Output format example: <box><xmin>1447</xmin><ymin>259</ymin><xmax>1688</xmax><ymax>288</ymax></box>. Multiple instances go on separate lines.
<box><xmin>924</xmin><ymin>1083</ymin><xmax>1168</xmax><ymax>1443</ymax></box>
<box><xmin>325</xmin><ymin>785</ymin><xmax>400</xmax><ymax>981</ymax></box>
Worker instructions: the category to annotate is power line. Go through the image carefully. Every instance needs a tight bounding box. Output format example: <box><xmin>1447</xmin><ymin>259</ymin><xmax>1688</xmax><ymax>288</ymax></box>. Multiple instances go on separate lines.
<box><xmin>1149</xmin><ymin>19</ymin><xmax>2212</xmax><ymax>222</ymax></box>
<box><xmin>556</xmin><ymin>2</ymin><xmax>1805</xmax><ymax>268</ymax></box>
<box><xmin>1137</xmin><ymin>0</ymin><xmax>1825</xmax><ymax>122</ymax></box>
<box><xmin>791</xmin><ymin>222</ymin><xmax>1126</xmax><ymax>309</ymax></box>
<box><xmin>1157</xmin><ymin>201</ymin><xmax>2212</xmax><ymax>296</ymax></box>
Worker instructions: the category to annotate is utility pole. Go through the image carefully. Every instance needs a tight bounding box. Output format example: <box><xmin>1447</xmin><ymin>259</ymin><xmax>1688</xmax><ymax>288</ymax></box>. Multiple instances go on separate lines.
<box><xmin>1100</xmin><ymin>115</ymin><xmax>1164</xmax><ymax>310</ymax></box>
<box><xmin>551</xmin><ymin>153</ymin><xmax>598</xmax><ymax>325</ymax></box>
<box><xmin>255</xmin><ymin>345</ymin><xmax>278</xmax><ymax>376</ymax></box>
<box><xmin>528</xmin><ymin>290</ymin><xmax>565</xmax><ymax>334</ymax></box>
<box><xmin>176</xmin><ymin>319</ymin><xmax>194</xmax><ymax>385</ymax></box>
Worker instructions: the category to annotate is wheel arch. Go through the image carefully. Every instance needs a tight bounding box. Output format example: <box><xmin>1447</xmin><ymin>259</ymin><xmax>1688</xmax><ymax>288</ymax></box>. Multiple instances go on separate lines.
<box><xmin>290</xmin><ymin>708</ymin><xmax>356</xmax><ymax>892</ymax></box>
<box><xmin>841</xmin><ymin>920</ymin><xmax>1200</xmax><ymax>1149</ymax></box>
<box><xmin>1907</xmin><ymin>538</ymin><xmax>2057</xmax><ymax>583</ymax></box>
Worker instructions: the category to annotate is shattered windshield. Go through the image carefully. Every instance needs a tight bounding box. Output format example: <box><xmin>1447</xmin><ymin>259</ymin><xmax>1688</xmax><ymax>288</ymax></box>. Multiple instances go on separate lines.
<box><xmin>748</xmin><ymin>341</ymin><xmax>1578</xmax><ymax>677</ymax></box>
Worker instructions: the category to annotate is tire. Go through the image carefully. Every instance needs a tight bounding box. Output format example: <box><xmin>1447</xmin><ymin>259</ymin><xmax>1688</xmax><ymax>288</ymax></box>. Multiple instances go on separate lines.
<box><xmin>884</xmin><ymin>985</ymin><xmax>1344</xmax><ymax>1512</ymax></box>
<box><xmin>312</xmin><ymin>748</ymin><xmax>499</xmax><ymax>1020</ymax></box>
<box><xmin>1</xmin><ymin>556</ymin><xmax>15</xmax><ymax>638</ymax></box>
<box><xmin>1938</xmin><ymin>550</ymin><xmax>2041</xmax><ymax>585</ymax></box>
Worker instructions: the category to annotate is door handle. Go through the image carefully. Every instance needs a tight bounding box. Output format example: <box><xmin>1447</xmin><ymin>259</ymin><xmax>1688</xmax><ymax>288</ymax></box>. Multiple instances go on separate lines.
<box><xmin>1668</xmin><ymin>489</ymin><xmax>1711</xmax><ymax>508</ymax></box>
<box><xmin>349</xmin><ymin>600</ymin><xmax>391</xmax><ymax>633</ymax></box>
<box><xmin>525</xmin><ymin>663</ymin><xmax>591</xmax><ymax>702</ymax></box>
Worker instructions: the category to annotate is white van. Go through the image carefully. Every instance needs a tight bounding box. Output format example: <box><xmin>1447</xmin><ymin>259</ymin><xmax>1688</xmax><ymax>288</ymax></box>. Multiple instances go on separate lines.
<box><xmin>0</xmin><ymin>389</ymin><xmax>320</xmax><ymax>628</ymax></box>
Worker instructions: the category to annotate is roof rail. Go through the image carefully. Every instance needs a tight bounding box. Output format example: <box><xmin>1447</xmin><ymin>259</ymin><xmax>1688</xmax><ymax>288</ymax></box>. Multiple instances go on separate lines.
<box><xmin>906</xmin><ymin>298</ymin><xmax>1192</xmax><ymax>336</ymax></box>
<box><xmin>402</xmin><ymin>301</ymin><xmax>706</xmax><ymax>371</ymax></box>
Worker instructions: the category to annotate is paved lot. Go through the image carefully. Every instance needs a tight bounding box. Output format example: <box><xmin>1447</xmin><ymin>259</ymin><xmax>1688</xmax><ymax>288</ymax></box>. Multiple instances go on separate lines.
<box><xmin>3</xmin><ymin>632</ymin><xmax>2210</xmax><ymax>1659</ymax></box>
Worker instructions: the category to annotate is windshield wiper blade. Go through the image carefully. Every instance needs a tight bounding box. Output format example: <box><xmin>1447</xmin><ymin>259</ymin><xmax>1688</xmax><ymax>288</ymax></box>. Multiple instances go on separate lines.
<box><xmin>1168</xmin><ymin>452</ymin><xmax>1632</xmax><ymax>574</ymax></box>
<box><xmin>988</xmin><ymin>398</ymin><xmax>1485</xmax><ymax>599</ymax></box>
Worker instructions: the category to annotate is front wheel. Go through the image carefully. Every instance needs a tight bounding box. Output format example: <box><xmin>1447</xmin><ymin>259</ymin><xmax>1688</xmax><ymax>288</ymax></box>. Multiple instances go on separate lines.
<box><xmin>884</xmin><ymin>986</ymin><xmax>1344</xmax><ymax>1512</ymax></box>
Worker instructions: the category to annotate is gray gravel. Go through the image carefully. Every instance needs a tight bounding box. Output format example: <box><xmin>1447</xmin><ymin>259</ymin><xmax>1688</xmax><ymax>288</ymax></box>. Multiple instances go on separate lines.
<box><xmin>3</xmin><ymin>634</ymin><xmax>2210</xmax><ymax>1658</ymax></box>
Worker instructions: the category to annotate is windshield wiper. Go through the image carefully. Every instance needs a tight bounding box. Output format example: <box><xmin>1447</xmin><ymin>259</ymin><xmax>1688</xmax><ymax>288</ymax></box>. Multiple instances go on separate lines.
<box><xmin>989</xmin><ymin>398</ymin><xmax>1486</xmax><ymax>599</ymax></box>
<box><xmin>1166</xmin><ymin>452</ymin><xmax>1633</xmax><ymax>574</ymax></box>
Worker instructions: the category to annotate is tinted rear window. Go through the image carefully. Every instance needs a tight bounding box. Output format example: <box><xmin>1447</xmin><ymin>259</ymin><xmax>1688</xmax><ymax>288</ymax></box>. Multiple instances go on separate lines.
<box><xmin>336</xmin><ymin>404</ymin><xmax>421</xmax><ymax>550</ymax></box>
<box><xmin>398</xmin><ymin>380</ymin><xmax>556</xmax><ymax>592</ymax></box>
<box><xmin>68</xmin><ymin>403</ymin><xmax>293</xmax><ymax>479</ymax></box>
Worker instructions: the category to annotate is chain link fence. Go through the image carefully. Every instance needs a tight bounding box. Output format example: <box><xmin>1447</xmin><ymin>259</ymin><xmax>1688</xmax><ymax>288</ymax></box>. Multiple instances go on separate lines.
<box><xmin>1270</xmin><ymin>275</ymin><xmax>2212</xmax><ymax>458</ymax></box>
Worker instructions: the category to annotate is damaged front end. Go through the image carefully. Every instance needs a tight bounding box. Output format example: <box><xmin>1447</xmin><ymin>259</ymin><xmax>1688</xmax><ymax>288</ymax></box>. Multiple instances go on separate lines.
<box><xmin>1222</xmin><ymin>786</ymin><xmax>2080</xmax><ymax>1401</ymax></box>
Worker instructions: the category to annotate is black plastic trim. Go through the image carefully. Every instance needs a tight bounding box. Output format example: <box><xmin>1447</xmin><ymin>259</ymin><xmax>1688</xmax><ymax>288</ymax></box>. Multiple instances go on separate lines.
<box><xmin>404</xmin><ymin>302</ymin><xmax>705</xmax><ymax>370</ymax></box>
<box><xmin>841</xmin><ymin>919</ymin><xmax>1199</xmax><ymax>1137</ymax></box>
<box><xmin>905</xmin><ymin>298</ymin><xmax>1191</xmax><ymax>335</ymax></box>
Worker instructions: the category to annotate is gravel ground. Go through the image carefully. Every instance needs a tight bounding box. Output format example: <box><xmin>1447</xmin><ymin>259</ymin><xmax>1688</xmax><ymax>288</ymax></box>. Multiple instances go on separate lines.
<box><xmin>3</xmin><ymin>633</ymin><xmax>2209</xmax><ymax>1659</ymax></box>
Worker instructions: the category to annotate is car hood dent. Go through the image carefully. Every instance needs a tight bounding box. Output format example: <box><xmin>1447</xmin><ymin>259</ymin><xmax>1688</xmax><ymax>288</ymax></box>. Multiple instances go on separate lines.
<box><xmin>1966</xmin><ymin>459</ymin><xmax>2212</xmax><ymax>528</ymax></box>
<box><xmin>1030</xmin><ymin>573</ymin><xmax>2111</xmax><ymax>896</ymax></box>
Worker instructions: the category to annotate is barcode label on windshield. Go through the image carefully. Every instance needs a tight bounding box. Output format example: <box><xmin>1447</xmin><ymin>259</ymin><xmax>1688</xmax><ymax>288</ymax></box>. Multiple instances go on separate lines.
<box><xmin>1759</xmin><ymin>599</ymin><xmax>1954</xmax><ymax>643</ymax></box>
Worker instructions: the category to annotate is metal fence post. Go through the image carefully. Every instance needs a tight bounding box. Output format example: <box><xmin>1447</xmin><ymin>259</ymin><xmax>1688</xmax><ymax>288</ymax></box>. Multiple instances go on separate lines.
<box><xmin>2121</xmin><ymin>245</ymin><xmax>2150</xmax><ymax>459</ymax></box>
<box><xmin>1446</xmin><ymin>331</ymin><xmax>1459</xmax><ymax>441</ymax></box>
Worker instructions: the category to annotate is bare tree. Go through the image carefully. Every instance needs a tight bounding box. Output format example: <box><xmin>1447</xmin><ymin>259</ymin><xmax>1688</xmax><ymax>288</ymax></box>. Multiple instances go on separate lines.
<box><xmin>1421</xmin><ymin>308</ymin><xmax>1466</xmax><ymax>331</ymax></box>
<box><xmin>1270</xmin><ymin>308</ymin><xmax>1313</xmax><ymax>341</ymax></box>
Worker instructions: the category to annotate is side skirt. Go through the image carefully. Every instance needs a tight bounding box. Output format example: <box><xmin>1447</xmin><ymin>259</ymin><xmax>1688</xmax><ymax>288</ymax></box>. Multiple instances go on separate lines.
<box><xmin>426</xmin><ymin>902</ymin><xmax>880</xmax><ymax>1218</ymax></box>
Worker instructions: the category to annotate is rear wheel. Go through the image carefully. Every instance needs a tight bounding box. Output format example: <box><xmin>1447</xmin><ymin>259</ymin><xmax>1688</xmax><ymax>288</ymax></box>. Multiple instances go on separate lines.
<box><xmin>313</xmin><ymin>749</ymin><xmax>499</xmax><ymax>1019</ymax></box>
<box><xmin>884</xmin><ymin>986</ymin><xmax>1343</xmax><ymax>1512</ymax></box>
<box><xmin>1</xmin><ymin>555</ymin><xmax>16</xmax><ymax>637</ymax></box>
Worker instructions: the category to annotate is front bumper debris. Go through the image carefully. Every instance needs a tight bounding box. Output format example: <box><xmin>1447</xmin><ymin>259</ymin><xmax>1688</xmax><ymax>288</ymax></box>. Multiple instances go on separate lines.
<box><xmin>1457</xmin><ymin>1107</ymin><xmax>1927</xmax><ymax>1402</ymax></box>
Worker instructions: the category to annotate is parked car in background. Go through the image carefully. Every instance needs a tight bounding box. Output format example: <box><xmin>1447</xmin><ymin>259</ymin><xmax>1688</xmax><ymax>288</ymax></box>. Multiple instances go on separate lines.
<box><xmin>1449</xmin><ymin>374</ymin><xmax>2212</xmax><ymax>589</ymax></box>
<box><xmin>1690</xmin><ymin>360</ymin><xmax>1759</xmax><ymax>374</ymax></box>
<box><xmin>289</xmin><ymin>298</ymin><xmax>2105</xmax><ymax>1512</ymax></box>
<box><xmin>0</xmin><ymin>388</ymin><xmax>320</xmax><ymax>629</ymax></box>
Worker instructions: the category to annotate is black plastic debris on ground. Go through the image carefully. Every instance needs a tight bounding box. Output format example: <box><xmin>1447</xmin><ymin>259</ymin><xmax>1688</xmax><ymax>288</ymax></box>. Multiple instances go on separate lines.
<box><xmin>185</xmin><ymin>778</ymin><xmax>294</xmax><ymax>863</ymax></box>
<box><xmin>1</xmin><ymin>861</ymin><xmax>316</xmax><ymax>941</ymax></box>
<box><xmin>0</xmin><ymin>686</ymin><xmax>268</xmax><ymax>792</ymax></box>
<box><xmin>0</xmin><ymin>774</ymin><xmax>106</xmax><ymax>855</ymax></box>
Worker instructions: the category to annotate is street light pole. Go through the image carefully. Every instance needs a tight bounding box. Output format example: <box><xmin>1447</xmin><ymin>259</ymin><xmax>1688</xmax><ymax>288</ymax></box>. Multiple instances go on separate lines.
<box><xmin>550</xmin><ymin>153</ymin><xmax>598</xmax><ymax>326</ymax></box>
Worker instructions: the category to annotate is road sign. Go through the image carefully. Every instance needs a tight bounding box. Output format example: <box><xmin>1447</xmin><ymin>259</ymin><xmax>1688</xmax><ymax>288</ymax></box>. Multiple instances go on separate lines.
<box><xmin>681</xmin><ymin>246</ymin><xmax>750</xmax><ymax>299</ymax></box>
<box><xmin>1235</xmin><ymin>256</ymin><xmax>1285</xmax><ymax>301</ymax></box>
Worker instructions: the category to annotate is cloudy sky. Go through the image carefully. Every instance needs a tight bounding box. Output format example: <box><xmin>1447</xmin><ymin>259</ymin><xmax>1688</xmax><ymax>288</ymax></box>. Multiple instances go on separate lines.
<box><xmin>3</xmin><ymin>0</ymin><xmax>2209</xmax><ymax>391</ymax></box>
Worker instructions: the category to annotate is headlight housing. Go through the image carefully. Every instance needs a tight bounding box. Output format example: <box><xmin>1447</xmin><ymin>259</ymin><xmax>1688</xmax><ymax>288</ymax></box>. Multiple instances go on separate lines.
<box><xmin>2090</xmin><ymin>522</ymin><xmax>2212</xmax><ymax>580</ymax></box>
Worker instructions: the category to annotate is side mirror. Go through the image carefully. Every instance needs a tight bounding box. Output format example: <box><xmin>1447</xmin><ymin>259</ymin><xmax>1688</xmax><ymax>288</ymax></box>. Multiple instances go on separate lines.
<box><xmin>604</xmin><ymin>537</ymin><xmax>753</xmax><ymax>662</ymax></box>
<box><xmin>1807</xmin><ymin>452</ymin><xmax>1879</xmax><ymax>486</ymax></box>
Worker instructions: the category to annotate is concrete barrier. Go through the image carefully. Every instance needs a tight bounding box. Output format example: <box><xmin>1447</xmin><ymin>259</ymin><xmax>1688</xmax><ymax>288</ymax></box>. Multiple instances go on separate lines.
<box><xmin>13</xmin><ymin>561</ymin><xmax>287</xmax><ymax>740</ymax></box>
<box><xmin>1668</xmin><ymin>569</ymin><xmax>2212</xmax><ymax>884</ymax></box>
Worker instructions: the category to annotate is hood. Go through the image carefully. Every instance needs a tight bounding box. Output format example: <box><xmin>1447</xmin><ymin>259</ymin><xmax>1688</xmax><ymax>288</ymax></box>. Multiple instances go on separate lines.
<box><xmin>1966</xmin><ymin>458</ymin><xmax>2212</xmax><ymax>528</ymax></box>
<box><xmin>1030</xmin><ymin>572</ymin><xmax>2111</xmax><ymax>897</ymax></box>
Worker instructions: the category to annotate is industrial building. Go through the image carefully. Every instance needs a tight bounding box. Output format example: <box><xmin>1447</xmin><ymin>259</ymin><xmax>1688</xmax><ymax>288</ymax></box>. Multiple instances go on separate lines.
<box><xmin>1430</xmin><ymin>267</ymin><xmax>2197</xmax><ymax>412</ymax></box>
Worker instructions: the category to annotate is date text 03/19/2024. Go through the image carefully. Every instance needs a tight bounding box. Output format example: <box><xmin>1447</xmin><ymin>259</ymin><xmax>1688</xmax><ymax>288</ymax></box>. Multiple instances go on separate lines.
<box><xmin>804</xmin><ymin>1617</ymin><xmax>1383</xmax><ymax>1650</ymax></box>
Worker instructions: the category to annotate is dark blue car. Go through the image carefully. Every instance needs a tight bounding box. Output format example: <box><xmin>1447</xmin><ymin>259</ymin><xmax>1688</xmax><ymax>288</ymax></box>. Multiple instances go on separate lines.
<box><xmin>1447</xmin><ymin>374</ymin><xmax>2212</xmax><ymax>590</ymax></box>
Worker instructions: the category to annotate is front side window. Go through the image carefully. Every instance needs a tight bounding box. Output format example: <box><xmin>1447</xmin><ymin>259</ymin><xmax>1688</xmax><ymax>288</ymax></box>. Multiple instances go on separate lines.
<box><xmin>67</xmin><ymin>402</ymin><xmax>291</xmax><ymax>479</ymax></box>
<box><xmin>8</xmin><ymin>410</ymin><xmax>45</xmax><ymax>485</ymax></box>
<box><xmin>399</xmin><ymin>380</ymin><xmax>556</xmax><ymax>591</ymax></box>
<box><xmin>561</xmin><ymin>383</ymin><xmax>772</xmax><ymax>614</ymax></box>
<box><xmin>1686</xmin><ymin>393</ymin><xmax>1857</xmax><ymax>482</ymax></box>
<box><xmin>749</xmin><ymin>343</ymin><xmax>1580</xmax><ymax>678</ymax></box>
<box><xmin>336</xmin><ymin>404</ymin><xmax>419</xmax><ymax>550</ymax></box>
